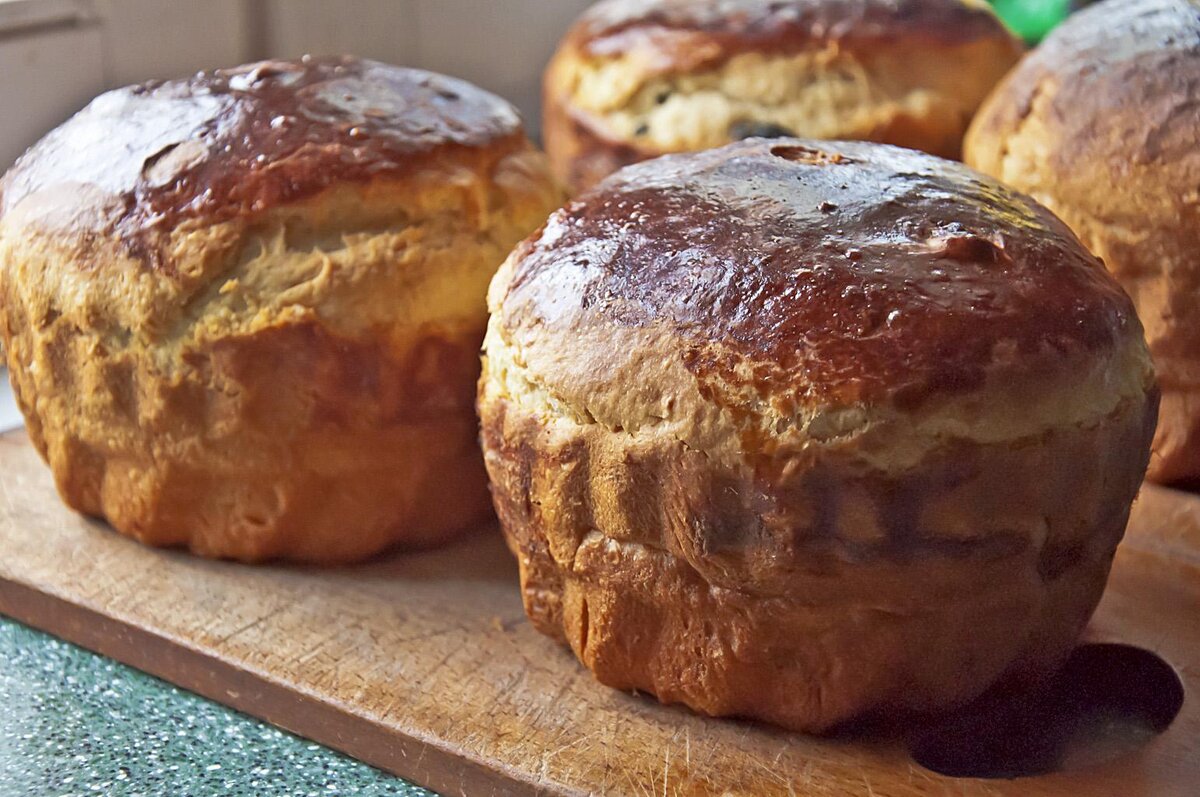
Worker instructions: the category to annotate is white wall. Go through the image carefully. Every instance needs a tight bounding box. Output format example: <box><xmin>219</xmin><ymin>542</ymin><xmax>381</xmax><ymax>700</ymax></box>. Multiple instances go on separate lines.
<box><xmin>0</xmin><ymin>0</ymin><xmax>594</xmax><ymax>169</ymax></box>
<box><xmin>94</xmin><ymin>0</ymin><xmax>250</xmax><ymax>86</ymax></box>
<box><xmin>0</xmin><ymin>0</ymin><xmax>105</xmax><ymax>169</ymax></box>
<box><xmin>259</xmin><ymin>0</ymin><xmax>420</xmax><ymax>65</ymax></box>
<box><xmin>257</xmin><ymin>0</ymin><xmax>592</xmax><ymax>132</ymax></box>
<box><xmin>408</xmin><ymin>0</ymin><xmax>590</xmax><ymax>133</ymax></box>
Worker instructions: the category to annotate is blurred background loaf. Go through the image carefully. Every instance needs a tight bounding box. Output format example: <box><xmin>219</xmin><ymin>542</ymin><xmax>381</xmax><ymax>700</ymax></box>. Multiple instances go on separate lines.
<box><xmin>966</xmin><ymin>0</ymin><xmax>1200</xmax><ymax>485</ymax></box>
<box><xmin>542</xmin><ymin>0</ymin><xmax>1023</xmax><ymax>193</ymax></box>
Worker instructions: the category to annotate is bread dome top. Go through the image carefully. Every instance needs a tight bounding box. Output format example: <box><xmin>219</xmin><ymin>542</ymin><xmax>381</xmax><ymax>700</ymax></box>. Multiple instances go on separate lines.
<box><xmin>0</xmin><ymin>56</ymin><xmax>526</xmax><ymax>253</ymax></box>
<box><xmin>497</xmin><ymin>139</ymin><xmax>1140</xmax><ymax>409</ymax></box>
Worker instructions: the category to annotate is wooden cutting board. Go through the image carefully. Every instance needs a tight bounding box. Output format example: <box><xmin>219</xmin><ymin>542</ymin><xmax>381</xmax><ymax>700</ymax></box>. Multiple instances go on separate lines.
<box><xmin>0</xmin><ymin>428</ymin><xmax>1195</xmax><ymax>797</ymax></box>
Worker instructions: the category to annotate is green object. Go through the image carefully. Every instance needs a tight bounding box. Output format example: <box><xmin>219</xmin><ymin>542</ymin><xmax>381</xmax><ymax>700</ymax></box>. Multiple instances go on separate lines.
<box><xmin>992</xmin><ymin>0</ymin><xmax>1073</xmax><ymax>42</ymax></box>
<box><xmin>0</xmin><ymin>617</ymin><xmax>435</xmax><ymax>796</ymax></box>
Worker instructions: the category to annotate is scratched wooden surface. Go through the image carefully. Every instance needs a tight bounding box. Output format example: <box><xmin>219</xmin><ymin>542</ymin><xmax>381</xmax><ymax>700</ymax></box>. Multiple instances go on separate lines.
<box><xmin>0</xmin><ymin>428</ymin><xmax>1195</xmax><ymax>797</ymax></box>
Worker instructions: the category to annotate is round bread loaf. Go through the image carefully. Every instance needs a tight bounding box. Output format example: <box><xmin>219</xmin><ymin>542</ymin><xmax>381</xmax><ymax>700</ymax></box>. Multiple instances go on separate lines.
<box><xmin>0</xmin><ymin>56</ymin><xmax>562</xmax><ymax>562</ymax></box>
<box><xmin>478</xmin><ymin>138</ymin><xmax>1157</xmax><ymax>732</ymax></box>
<box><xmin>965</xmin><ymin>0</ymin><xmax>1200</xmax><ymax>486</ymax></box>
<box><xmin>543</xmin><ymin>0</ymin><xmax>1023</xmax><ymax>194</ymax></box>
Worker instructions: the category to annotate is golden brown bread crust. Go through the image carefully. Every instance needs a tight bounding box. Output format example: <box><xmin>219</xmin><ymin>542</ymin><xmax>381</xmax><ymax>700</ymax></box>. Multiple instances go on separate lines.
<box><xmin>965</xmin><ymin>0</ymin><xmax>1200</xmax><ymax>485</ymax></box>
<box><xmin>544</xmin><ymin>0</ymin><xmax>1023</xmax><ymax>193</ymax></box>
<box><xmin>478</xmin><ymin>139</ymin><xmax>1158</xmax><ymax>731</ymax></box>
<box><xmin>0</xmin><ymin>57</ymin><xmax>563</xmax><ymax>562</ymax></box>
<box><xmin>482</xmin><ymin>390</ymin><xmax>1155</xmax><ymax>731</ymax></box>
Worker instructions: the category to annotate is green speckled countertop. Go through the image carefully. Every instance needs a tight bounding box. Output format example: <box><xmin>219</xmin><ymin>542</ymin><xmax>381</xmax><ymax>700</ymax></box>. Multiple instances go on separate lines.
<box><xmin>0</xmin><ymin>617</ymin><xmax>436</xmax><ymax>796</ymax></box>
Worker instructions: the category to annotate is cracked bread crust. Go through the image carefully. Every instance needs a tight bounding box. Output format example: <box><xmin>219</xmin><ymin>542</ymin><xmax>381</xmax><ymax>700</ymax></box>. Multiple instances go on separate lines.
<box><xmin>965</xmin><ymin>0</ymin><xmax>1200</xmax><ymax>485</ymax></box>
<box><xmin>478</xmin><ymin>139</ymin><xmax>1158</xmax><ymax>731</ymax></box>
<box><xmin>543</xmin><ymin>0</ymin><xmax>1022</xmax><ymax>193</ymax></box>
<box><xmin>0</xmin><ymin>58</ymin><xmax>563</xmax><ymax>562</ymax></box>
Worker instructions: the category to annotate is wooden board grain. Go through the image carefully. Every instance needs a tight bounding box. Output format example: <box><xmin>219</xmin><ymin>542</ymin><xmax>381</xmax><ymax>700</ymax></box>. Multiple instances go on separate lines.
<box><xmin>0</xmin><ymin>428</ymin><xmax>1195</xmax><ymax>797</ymax></box>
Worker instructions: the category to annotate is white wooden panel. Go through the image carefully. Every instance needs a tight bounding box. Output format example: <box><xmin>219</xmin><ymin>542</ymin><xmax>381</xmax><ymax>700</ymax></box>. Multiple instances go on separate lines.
<box><xmin>0</xmin><ymin>0</ymin><xmax>94</xmax><ymax>31</ymax></box>
<box><xmin>412</xmin><ymin>0</ymin><xmax>593</xmax><ymax>134</ymax></box>
<box><xmin>0</xmin><ymin>24</ymin><xmax>105</xmax><ymax>169</ymax></box>
<box><xmin>92</xmin><ymin>0</ymin><xmax>251</xmax><ymax>84</ymax></box>
<box><xmin>260</xmin><ymin>0</ymin><xmax>418</xmax><ymax>65</ymax></box>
